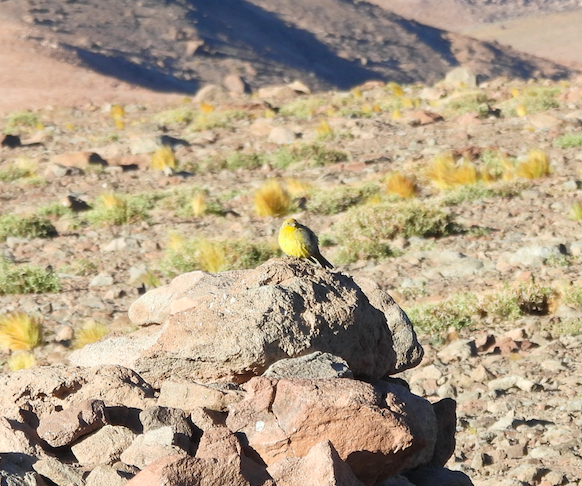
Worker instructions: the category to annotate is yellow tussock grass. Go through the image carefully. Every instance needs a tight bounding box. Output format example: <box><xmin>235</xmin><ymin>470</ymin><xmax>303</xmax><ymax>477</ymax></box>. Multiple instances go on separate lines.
<box><xmin>200</xmin><ymin>101</ymin><xmax>215</xmax><ymax>114</ymax></box>
<box><xmin>0</xmin><ymin>313</ymin><xmax>42</xmax><ymax>351</ymax></box>
<box><xmin>100</xmin><ymin>192</ymin><xmax>125</xmax><ymax>209</ymax></box>
<box><xmin>110</xmin><ymin>104</ymin><xmax>125</xmax><ymax>119</ymax></box>
<box><xmin>191</xmin><ymin>192</ymin><xmax>207</xmax><ymax>217</ymax></box>
<box><xmin>8</xmin><ymin>351</ymin><xmax>36</xmax><ymax>371</ymax></box>
<box><xmin>427</xmin><ymin>153</ymin><xmax>480</xmax><ymax>190</ymax></box>
<box><xmin>385</xmin><ymin>172</ymin><xmax>418</xmax><ymax>199</ymax></box>
<box><xmin>167</xmin><ymin>232</ymin><xmax>185</xmax><ymax>251</ymax></box>
<box><xmin>516</xmin><ymin>150</ymin><xmax>551</xmax><ymax>179</ymax></box>
<box><xmin>196</xmin><ymin>239</ymin><xmax>227</xmax><ymax>273</ymax></box>
<box><xmin>316</xmin><ymin>120</ymin><xmax>333</xmax><ymax>138</ymax></box>
<box><xmin>285</xmin><ymin>179</ymin><xmax>312</xmax><ymax>198</ymax></box>
<box><xmin>254</xmin><ymin>180</ymin><xmax>291</xmax><ymax>217</ymax></box>
<box><xmin>74</xmin><ymin>321</ymin><xmax>108</xmax><ymax>349</ymax></box>
<box><xmin>151</xmin><ymin>146</ymin><xmax>176</xmax><ymax>171</ymax></box>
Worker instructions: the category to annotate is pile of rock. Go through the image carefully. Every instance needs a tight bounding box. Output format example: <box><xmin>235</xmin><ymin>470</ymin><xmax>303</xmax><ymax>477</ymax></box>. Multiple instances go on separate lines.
<box><xmin>0</xmin><ymin>260</ymin><xmax>473</xmax><ymax>485</ymax></box>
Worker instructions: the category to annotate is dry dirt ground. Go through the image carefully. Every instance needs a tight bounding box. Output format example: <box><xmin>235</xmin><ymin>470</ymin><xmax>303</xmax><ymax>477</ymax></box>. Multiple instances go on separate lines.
<box><xmin>1</xmin><ymin>71</ymin><xmax>582</xmax><ymax>484</ymax></box>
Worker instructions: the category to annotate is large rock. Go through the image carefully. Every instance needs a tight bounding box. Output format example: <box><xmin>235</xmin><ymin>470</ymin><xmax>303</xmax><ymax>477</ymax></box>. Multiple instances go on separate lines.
<box><xmin>225</xmin><ymin>377</ymin><xmax>437</xmax><ymax>485</ymax></box>
<box><xmin>0</xmin><ymin>365</ymin><xmax>155</xmax><ymax>421</ymax></box>
<box><xmin>74</xmin><ymin>260</ymin><xmax>422</xmax><ymax>384</ymax></box>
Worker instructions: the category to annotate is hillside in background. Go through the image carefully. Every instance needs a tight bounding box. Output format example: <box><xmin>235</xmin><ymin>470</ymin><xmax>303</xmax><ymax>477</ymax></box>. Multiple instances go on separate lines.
<box><xmin>372</xmin><ymin>0</ymin><xmax>582</xmax><ymax>66</ymax></box>
<box><xmin>0</xmin><ymin>0</ymin><xmax>576</xmax><ymax>99</ymax></box>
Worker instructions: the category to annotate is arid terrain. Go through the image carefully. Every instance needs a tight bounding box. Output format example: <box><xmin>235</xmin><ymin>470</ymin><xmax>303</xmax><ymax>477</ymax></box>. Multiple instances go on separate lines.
<box><xmin>1</xmin><ymin>1</ymin><xmax>582</xmax><ymax>485</ymax></box>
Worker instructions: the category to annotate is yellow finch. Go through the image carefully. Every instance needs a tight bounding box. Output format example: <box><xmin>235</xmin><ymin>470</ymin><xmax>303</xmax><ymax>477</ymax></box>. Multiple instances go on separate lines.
<box><xmin>278</xmin><ymin>218</ymin><xmax>333</xmax><ymax>269</ymax></box>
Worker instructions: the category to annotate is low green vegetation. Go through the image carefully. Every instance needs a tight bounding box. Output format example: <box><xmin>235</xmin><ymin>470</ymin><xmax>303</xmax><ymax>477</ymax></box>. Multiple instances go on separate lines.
<box><xmin>0</xmin><ymin>214</ymin><xmax>56</xmax><ymax>241</ymax></box>
<box><xmin>407</xmin><ymin>280</ymin><xmax>556</xmax><ymax>334</ymax></box>
<box><xmin>0</xmin><ymin>260</ymin><xmax>61</xmax><ymax>294</ymax></box>
<box><xmin>555</xmin><ymin>133</ymin><xmax>582</xmax><ymax>148</ymax></box>
<box><xmin>306</xmin><ymin>183</ymin><xmax>379</xmax><ymax>215</ymax></box>
<box><xmin>85</xmin><ymin>193</ymin><xmax>160</xmax><ymax>226</ymax></box>
<box><xmin>330</xmin><ymin>200</ymin><xmax>456</xmax><ymax>264</ymax></box>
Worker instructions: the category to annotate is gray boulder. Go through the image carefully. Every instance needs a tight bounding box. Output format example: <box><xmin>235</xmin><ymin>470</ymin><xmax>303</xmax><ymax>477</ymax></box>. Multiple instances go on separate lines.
<box><xmin>73</xmin><ymin>260</ymin><xmax>422</xmax><ymax>385</ymax></box>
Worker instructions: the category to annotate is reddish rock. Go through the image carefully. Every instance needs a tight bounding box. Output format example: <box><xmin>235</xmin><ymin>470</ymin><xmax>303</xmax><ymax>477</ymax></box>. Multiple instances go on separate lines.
<box><xmin>196</xmin><ymin>427</ymin><xmax>241</xmax><ymax>459</ymax></box>
<box><xmin>50</xmin><ymin>151</ymin><xmax>107</xmax><ymax>168</ymax></box>
<box><xmin>226</xmin><ymin>377</ymin><xmax>436</xmax><ymax>485</ymax></box>
<box><xmin>37</xmin><ymin>399</ymin><xmax>108</xmax><ymax>447</ymax></box>
<box><xmin>125</xmin><ymin>455</ymin><xmax>271</xmax><ymax>486</ymax></box>
<box><xmin>267</xmin><ymin>440</ymin><xmax>364</xmax><ymax>486</ymax></box>
<box><xmin>108</xmin><ymin>153</ymin><xmax>150</xmax><ymax>170</ymax></box>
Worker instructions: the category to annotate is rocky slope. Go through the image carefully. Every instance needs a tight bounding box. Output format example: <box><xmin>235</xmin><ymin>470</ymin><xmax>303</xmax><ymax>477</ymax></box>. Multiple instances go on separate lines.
<box><xmin>0</xmin><ymin>0</ymin><xmax>576</xmax><ymax>95</ymax></box>
<box><xmin>1</xmin><ymin>67</ymin><xmax>582</xmax><ymax>484</ymax></box>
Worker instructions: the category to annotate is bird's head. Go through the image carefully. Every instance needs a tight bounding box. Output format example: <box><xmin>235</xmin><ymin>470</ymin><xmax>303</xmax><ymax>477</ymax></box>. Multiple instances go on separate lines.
<box><xmin>281</xmin><ymin>218</ymin><xmax>298</xmax><ymax>228</ymax></box>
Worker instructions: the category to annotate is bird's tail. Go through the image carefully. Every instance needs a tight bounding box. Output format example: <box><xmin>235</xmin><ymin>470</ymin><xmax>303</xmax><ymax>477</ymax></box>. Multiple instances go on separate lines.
<box><xmin>312</xmin><ymin>253</ymin><xmax>334</xmax><ymax>269</ymax></box>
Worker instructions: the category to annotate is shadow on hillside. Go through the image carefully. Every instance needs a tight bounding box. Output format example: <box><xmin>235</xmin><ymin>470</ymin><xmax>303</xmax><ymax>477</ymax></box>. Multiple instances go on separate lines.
<box><xmin>176</xmin><ymin>0</ymin><xmax>382</xmax><ymax>89</ymax></box>
<box><xmin>71</xmin><ymin>47</ymin><xmax>199</xmax><ymax>94</ymax></box>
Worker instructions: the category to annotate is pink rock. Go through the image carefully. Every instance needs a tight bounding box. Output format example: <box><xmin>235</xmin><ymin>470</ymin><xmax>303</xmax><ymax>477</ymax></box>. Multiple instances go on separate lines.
<box><xmin>226</xmin><ymin>377</ymin><xmax>436</xmax><ymax>485</ymax></box>
<box><xmin>50</xmin><ymin>151</ymin><xmax>106</xmax><ymax>168</ymax></box>
<box><xmin>126</xmin><ymin>455</ymin><xmax>271</xmax><ymax>486</ymax></box>
<box><xmin>195</xmin><ymin>427</ymin><xmax>241</xmax><ymax>459</ymax></box>
<box><xmin>37</xmin><ymin>399</ymin><xmax>108</xmax><ymax>447</ymax></box>
<box><xmin>267</xmin><ymin>440</ymin><xmax>364</xmax><ymax>486</ymax></box>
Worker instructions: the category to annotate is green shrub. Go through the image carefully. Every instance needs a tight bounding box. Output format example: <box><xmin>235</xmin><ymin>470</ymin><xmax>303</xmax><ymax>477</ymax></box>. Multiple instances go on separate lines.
<box><xmin>0</xmin><ymin>214</ymin><xmax>56</xmax><ymax>241</ymax></box>
<box><xmin>0</xmin><ymin>261</ymin><xmax>61</xmax><ymax>294</ymax></box>
<box><xmin>555</xmin><ymin>133</ymin><xmax>582</xmax><ymax>148</ymax></box>
<box><xmin>307</xmin><ymin>184</ymin><xmax>379</xmax><ymax>215</ymax></box>
<box><xmin>407</xmin><ymin>293</ymin><xmax>480</xmax><ymax>334</ymax></box>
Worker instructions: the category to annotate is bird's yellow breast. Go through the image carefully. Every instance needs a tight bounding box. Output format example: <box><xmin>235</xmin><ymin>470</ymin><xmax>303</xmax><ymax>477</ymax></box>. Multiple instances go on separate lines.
<box><xmin>279</xmin><ymin>226</ymin><xmax>311</xmax><ymax>258</ymax></box>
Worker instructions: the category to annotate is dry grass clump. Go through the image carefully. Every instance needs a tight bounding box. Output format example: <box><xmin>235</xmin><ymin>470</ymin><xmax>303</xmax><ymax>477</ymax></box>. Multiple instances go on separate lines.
<box><xmin>285</xmin><ymin>179</ymin><xmax>312</xmax><ymax>198</ymax></box>
<box><xmin>74</xmin><ymin>321</ymin><xmax>109</xmax><ymax>349</ymax></box>
<box><xmin>316</xmin><ymin>120</ymin><xmax>334</xmax><ymax>139</ymax></box>
<box><xmin>87</xmin><ymin>192</ymin><xmax>154</xmax><ymax>226</ymax></box>
<box><xmin>570</xmin><ymin>202</ymin><xmax>582</xmax><ymax>221</ymax></box>
<box><xmin>191</xmin><ymin>191</ymin><xmax>207</xmax><ymax>217</ymax></box>
<box><xmin>151</xmin><ymin>146</ymin><xmax>176</xmax><ymax>171</ymax></box>
<box><xmin>161</xmin><ymin>235</ymin><xmax>279</xmax><ymax>276</ymax></box>
<box><xmin>7</xmin><ymin>351</ymin><xmax>36</xmax><ymax>371</ymax></box>
<box><xmin>426</xmin><ymin>153</ymin><xmax>482</xmax><ymax>190</ymax></box>
<box><xmin>515</xmin><ymin>149</ymin><xmax>551</xmax><ymax>179</ymax></box>
<box><xmin>385</xmin><ymin>172</ymin><xmax>418</xmax><ymax>199</ymax></box>
<box><xmin>0</xmin><ymin>313</ymin><xmax>42</xmax><ymax>351</ymax></box>
<box><xmin>254</xmin><ymin>180</ymin><xmax>292</xmax><ymax>217</ymax></box>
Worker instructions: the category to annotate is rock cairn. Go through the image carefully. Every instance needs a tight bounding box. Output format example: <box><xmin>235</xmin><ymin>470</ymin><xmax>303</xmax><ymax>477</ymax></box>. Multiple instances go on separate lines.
<box><xmin>0</xmin><ymin>260</ymin><xmax>472</xmax><ymax>486</ymax></box>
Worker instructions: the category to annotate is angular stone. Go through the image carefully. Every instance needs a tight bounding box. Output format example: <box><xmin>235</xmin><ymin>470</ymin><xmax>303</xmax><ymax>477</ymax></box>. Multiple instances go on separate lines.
<box><xmin>157</xmin><ymin>381</ymin><xmax>244</xmax><ymax>412</ymax></box>
<box><xmin>0</xmin><ymin>455</ymin><xmax>47</xmax><ymax>486</ymax></box>
<box><xmin>226</xmin><ymin>377</ymin><xmax>436</xmax><ymax>485</ymax></box>
<box><xmin>71</xmin><ymin>425</ymin><xmax>136</xmax><ymax>465</ymax></box>
<box><xmin>195</xmin><ymin>427</ymin><xmax>241</xmax><ymax>459</ymax></box>
<box><xmin>0</xmin><ymin>365</ymin><xmax>156</xmax><ymax>421</ymax></box>
<box><xmin>223</xmin><ymin>74</ymin><xmax>247</xmax><ymax>94</ymax></box>
<box><xmin>140</xmin><ymin>406</ymin><xmax>192</xmax><ymax>437</ymax></box>
<box><xmin>267</xmin><ymin>440</ymin><xmax>364</xmax><ymax>486</ymax></box>
<box><xmin>190</xmin><ymin>407</ymin><xmax>227</xmax><ymax>431</ymax></box>
<box><xmin>85</xmin><ymin>464</ymin><xmax>133</xmax><ymax>486</ymax></box>
<box><xmin>125</xmin><ymin>455</ymin><xmax>261</xmax><ymax>486</ymax></box>
<box><xmin>33</xmin><ymin>457</ymin><xmax>84</xmax><ymax>486</ymax></box>
<box><xmin>262</xmin><ymin>352</ymin><xmax>353</xmax><ymax>379</ymax></box>
<box><xmin>37</xmin><ymin>399</ymin><xmax>108</xmax><ymax>447</ymax></box>
<box><xmin>120</xmin><ymin>431</ymin><xmax>188</xmax><ymax>469</ymax></box>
